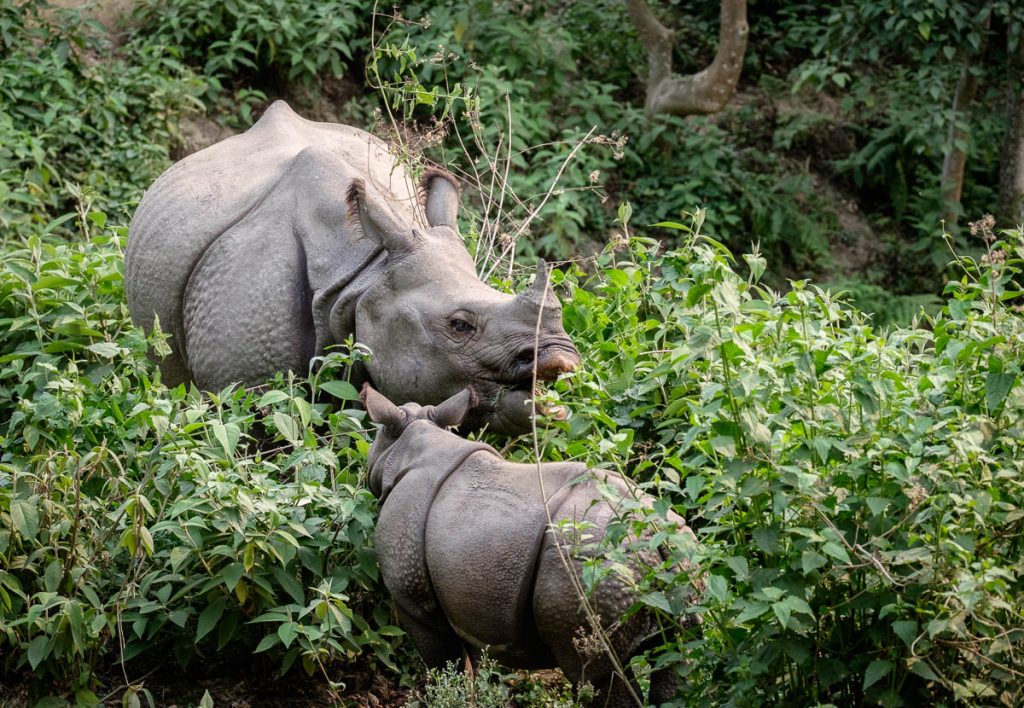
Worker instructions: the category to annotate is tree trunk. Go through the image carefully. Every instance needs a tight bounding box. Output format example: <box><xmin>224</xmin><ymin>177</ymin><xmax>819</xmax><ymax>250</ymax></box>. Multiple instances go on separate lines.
<box><xmin>940</xmin><ymin>62</ymin><xmax>981</xmax><ymax>225</ymax></box>
<box><xmin>939</xmin><ymin>13</ymin><xmax>991</xmax><ymax>226</ymax></box>
<box><xmin>997</xmin><ymin>29</ymin><xmax>1024</xmax><ymax>227</ymax></box>
<box><xmin>625</xmin><ymin>0</ymin><xmax>748</xmax><ymax>117</ymax></box>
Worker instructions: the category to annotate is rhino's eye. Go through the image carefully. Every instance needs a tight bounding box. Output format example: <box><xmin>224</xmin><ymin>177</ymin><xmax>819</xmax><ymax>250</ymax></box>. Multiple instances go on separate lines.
<box><xmin>449</xmin><ymin>318</ymin><xmax>475</xmax><ymax>334</ymax></box>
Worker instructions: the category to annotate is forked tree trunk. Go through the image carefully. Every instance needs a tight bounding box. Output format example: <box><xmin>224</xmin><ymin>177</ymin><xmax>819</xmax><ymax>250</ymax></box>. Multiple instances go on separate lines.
<box><xmin>625</xmin><ymin>0</ymin><xmax>748</xmax><ymax>117</ymax></box>
<box><xmin>997</xmin><ymin>29</ymin><xmax>1024</xmax><ymax>227</ymax></box>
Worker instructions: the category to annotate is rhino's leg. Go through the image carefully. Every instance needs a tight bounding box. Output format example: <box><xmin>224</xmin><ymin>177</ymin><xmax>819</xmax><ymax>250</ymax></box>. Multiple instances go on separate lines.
<box><xmin>394</xmin><ymin>604</ymin><xmax>464</xmax><ymax>670</ymax></box>
<box><xmin>183</xmin><ymin>212</ymin><xmax>315</xmax><ymax>391</ymax></box>
<box><xmin>533</xmin><ymin>537</ymin><xmax>657</xmax><ymax>708</ymax></box>
<box><xmin>153</xmin><ymin>344</ymin><xmax>190</xmax><ymax>388</ymax></box>
<box><xmin>648</xmin><ymin>661</ymin><xmax>679</xmax><ymax>706</ymax></box>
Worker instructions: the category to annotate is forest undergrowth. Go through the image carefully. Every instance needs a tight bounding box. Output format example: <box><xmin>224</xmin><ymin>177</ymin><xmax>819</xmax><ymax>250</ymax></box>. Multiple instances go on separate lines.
<box><xmin>2</xmin><ymin>2</ymin><xmax>1024</xmax><ymax>706</ymax></box>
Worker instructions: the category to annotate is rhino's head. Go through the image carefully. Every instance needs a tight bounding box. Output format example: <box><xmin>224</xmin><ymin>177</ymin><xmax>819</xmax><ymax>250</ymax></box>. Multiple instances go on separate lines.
<box><xmin>349</xmin><ymin>172</ymin><xmax>580</xmax><ymax>435</ymax></box>
<box><xmin>360</xmin><ymin>383</ymin><xmax>476</xmax><ymax>479</ymax></box>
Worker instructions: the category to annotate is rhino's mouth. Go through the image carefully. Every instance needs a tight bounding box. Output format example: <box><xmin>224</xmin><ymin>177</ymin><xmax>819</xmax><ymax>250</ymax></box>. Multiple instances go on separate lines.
<box><xmin>509</xmin><ymin>379</ymin><xmax>568</xmax><ymax>421</ymax></box>
<box><xmin>480</xmin><ymin>379</ymin><xmax>567</xmax><ymax>434</ymax></box>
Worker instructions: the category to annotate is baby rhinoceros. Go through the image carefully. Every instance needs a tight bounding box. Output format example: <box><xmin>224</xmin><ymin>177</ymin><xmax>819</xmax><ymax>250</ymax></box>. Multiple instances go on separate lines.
<box><xmin>361</xmin><ymin>385</ymin><xmax>699</xmax><ymax>706</ymax></box>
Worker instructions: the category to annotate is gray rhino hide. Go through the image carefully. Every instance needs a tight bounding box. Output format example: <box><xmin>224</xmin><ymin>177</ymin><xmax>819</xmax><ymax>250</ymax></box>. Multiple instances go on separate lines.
<box><xmin>125</xmin><ymin>101</ymin><xmax>580</xmax><ymax>434</ymax></box>
<box><xmin>371</xmin><ymin>419</ymin><xmax>689</xmax><ymax>701</ymax></box>
<box><xmin>126</xmin><ymin>100</ymin><xmax>421</xmax><ymax>388</ymax></box>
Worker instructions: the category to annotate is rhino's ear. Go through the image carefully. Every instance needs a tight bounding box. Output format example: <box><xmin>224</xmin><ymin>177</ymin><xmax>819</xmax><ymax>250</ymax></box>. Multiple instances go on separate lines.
<box><xmin>429</xmin><ymin>387</ymin><xmax>477</xmax><ymax>429</ymax></box>
<box><xmin>420</xmin><ymin>168</ymin><xmax>460</xmax><ymax>230</ymax></box>
<box><xmin>361</xmin><ymin>383</ymin><xmax>407</xmax><ymax>429</ymax></box>
<box><xmin>347</xmin><ymin>179</ymin><xmax>417</xmax><ymax>253</ymax></box>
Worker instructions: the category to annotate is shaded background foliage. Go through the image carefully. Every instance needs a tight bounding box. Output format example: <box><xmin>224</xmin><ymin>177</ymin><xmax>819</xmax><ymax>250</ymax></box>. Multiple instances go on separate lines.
<box><xmin>2</xmin><ymin>1</ymin><xmax>1024</xmax><ymax>706</ymax></box>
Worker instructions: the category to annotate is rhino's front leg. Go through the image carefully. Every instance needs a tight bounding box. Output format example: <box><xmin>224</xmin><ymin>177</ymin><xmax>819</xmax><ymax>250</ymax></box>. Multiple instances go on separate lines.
<box><xmin>394</xmin><ymin>604</ymin><xmax>464</xmax><ymax>670</ymax></box>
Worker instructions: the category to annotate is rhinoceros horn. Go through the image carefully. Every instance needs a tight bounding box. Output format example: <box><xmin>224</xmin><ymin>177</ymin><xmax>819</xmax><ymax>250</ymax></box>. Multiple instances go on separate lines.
<box><xmin>515</xmin><ymin>259</ymin><xmax>561</xmax><ymax>310</ymax></box>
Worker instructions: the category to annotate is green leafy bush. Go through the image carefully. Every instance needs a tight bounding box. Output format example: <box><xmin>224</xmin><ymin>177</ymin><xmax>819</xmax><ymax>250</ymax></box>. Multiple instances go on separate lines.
<box><xmin>0</xmin><ymin>216</ymin><xmax>397</xmax><ymax>701</ymax></box>
<box><xmin>131</xmin><ymin>0</ymin><xmax>367</xmax><ymax>87</ymax></box>
<box><xmin>0</xmin><ymin>2</ymin><xmax>203</xmax><ymax>234</ymax></box>
<box><xmin>371</xmin><ymin>3</ymin><xmax>841</xmax><ymax>281</ymax></box>
<box><xmin>521</xmin><ymin>211</ymin><xmax>1024</xmax><ymax>706</ymax></box>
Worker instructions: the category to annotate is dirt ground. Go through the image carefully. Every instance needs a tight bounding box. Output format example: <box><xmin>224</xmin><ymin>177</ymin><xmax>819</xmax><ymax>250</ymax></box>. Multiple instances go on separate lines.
<box><xmin>0</xmin><ymin>662</ymin><xmax>413</xmax><ymax>708</ymax></box>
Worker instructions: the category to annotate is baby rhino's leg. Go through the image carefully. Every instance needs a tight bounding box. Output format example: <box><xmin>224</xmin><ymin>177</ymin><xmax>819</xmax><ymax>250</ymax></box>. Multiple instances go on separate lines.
<box><xmin>395</xmin><ymin>604</ymin><xmax>464</xmax><ymax>670</ymax></box>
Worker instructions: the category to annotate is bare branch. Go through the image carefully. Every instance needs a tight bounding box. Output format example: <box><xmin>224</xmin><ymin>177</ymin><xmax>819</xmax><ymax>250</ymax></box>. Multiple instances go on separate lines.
<box><xmin>625</xmin><ymin>0</ymin><xmax>748</xmax><ymax>117</ymax></box>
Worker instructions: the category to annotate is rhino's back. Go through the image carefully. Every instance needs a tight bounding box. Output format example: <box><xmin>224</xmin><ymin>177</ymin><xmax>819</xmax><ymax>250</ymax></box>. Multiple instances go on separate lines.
<box><xmin>124</xmin><ymin>101</ymin><xmax>419</xmax><ymax>385</ymax></box>
<box><xmin>425</xmin><ymin>455</ymin><xmax>587</xmax><ymax>667</ymax></box>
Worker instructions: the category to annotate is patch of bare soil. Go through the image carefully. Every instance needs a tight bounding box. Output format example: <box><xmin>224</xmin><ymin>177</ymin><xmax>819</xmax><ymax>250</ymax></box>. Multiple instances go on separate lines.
<box><xmin>48</xmin><ymin>0</ymin><xmax>137</xmax><ymax>44</ymax></box>
<box><xmin>176</xmin><ymin>117</ymin><xmax>238</xmax><ymax>159</ymax></box>
<box><xmin>808</xmin><ymin>172</ymin><xmax>881</xmax><ymax>278</ymax></box>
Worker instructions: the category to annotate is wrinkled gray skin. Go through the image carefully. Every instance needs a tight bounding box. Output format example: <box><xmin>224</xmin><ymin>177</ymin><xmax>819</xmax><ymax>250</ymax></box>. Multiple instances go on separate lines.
<box><xmin>125</xmin><ymin>101</ymin><xmax>579</xmax><ymax>434</ymax></box>
<box><xmin>362</xmin><ymin>385</ymin><xmax>697</xmax><ymax>706</ymax></box>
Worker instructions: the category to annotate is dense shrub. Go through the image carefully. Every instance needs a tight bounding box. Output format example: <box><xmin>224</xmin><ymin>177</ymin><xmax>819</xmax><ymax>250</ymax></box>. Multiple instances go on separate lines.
<box><xmin>523</xmin><ymin>212</ymin><xmax>1024</xmax><ymax>705</ymax></box>
<box><xmin>0</xmin><ymin>2</ymin><xmax>203</xmax><ymax>234</ymax></box>
<box><xmin>131</xmin><ymin>0</ymin><xmax>368</xmax><ymax>87</ymax></box>
<box><xmin>3</xmin><ymin>2</ymin><xmax>1024</xmax><ymax>704</ymax></box>
<box><xmin>0</xmin><ymin>217</ymin><xmax>397</xmax><ymax>701</ymax></box>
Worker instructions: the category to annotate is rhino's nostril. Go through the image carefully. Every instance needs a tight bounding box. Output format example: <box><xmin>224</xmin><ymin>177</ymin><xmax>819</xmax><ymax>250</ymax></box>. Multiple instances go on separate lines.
<box><xmin>514</xmin><ymin>348</ymin><xmax>536</xmax><ymax>367</ymax></box>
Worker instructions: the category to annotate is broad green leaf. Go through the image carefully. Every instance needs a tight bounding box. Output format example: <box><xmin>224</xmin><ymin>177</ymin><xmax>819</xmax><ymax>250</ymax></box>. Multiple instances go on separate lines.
<box><xmin>821</xmin><ymin>541</ymin><xmax>851</xmax><ymax>564</ymax></box>
<box><xmin>318</xmin><ymin>380</ymin><xmax>359</xmax><ymax>401</ymax></box>
<box><xmin>86</xmin><ymin>341</ymin><xmax>123</xmax><ymax>358</ymax></box>
<box><xmin>138</xmin><ymin>526</ymin><xmax>154</xmax><ymax>557</ymax></box>
<box><xmin>606</xmin><ymin>269</ymin><xmax>629</xmax><ymax>288</ymax></box>
<box><xmin>985</xmin><ymin>372</ymin><xmax>1016</xmax><ymax>416</ymax></box>
<box><xmin>27</xmin><ymin>635</ymin><xmax>50</xmax><ymax>670</ymax></box>
<box><xmin>277</xmin><ymin>621</ymin><xmax>299</xmax><ymax>648</ymax></box>
<box><xmin>865</xmin><ymin>497</ymin><xmax>890</xmax><ymax>516</ymax></box>
<box><xmin>257</xmin><ymin>390</ymin><xmax>290</xmax><ymax>406</ymax></box>
<box><xmin>863</xmin><ymin>659</ymin><xmax>893</xmax><ymax>690</ymax></box>
<box><xmin>772</xmin><ymin>600</ymin><xmax>791</xmax><ymax>628</ymax></box>
<box><xmin>273</xmin><ymin>412</ymin><xmax>301</xmax><ymax>445</ymax></box>
<box><xmin>909</xmin><ymin>658</ymin><xmax>941</xmax><ymax>682</ymax></box>
<box><xmin>10</xmin><ymin>498</ymin><xmax>39</xmax><ymax>540</ymax></box>
<box><xmin>67</xmin><ymin>601</ymin><xmax>83</xmax><ymax>651</ymax></box>
<box><xmin>801</xmin><ymin>550</ymin><xmax>828</xmax><ymax>575</ymax></box>
<box><xmin>74</xmin><ymin>688</ymin><xmax>100</xmax><ymax>706</ymax></box>
<box><xmin>752</xmin><ymin>527</ymin><xmax>781</xmax><ymax>553</ymax></box>
<box><xmin>170</xmin><ymin>547</ymin><xmax>190</xmax><ymax>572</ymax></box>
<box><xmin>196</xmin><ymin>599</ymin><xmax>225</xmax><ymax>642</ymax></box>
<box><xmin>709</xmin><ymin>435</ymin><xmax>736</xmax><ymax>457</ymax></box>
<box><xmin>271</xmin><ymin>566</ymin><xmax>306</xmax><ymax>605</ymax></box>
<box><xmin>254</xmin><ymin>633</ymin><xmax>280</xmax><ymax>653</ymax></box>
<box><xmin>294</xmin><ymin>396</ymin><xmax>312</xmax><ymax>427</ymax></box>
<box><xmin>892</xmin><ymin>620</ymin><xmax>918</xmax><ymax>648</ymax></box>
<box><xmin>43</xmin><ymin>560</ymin><xmax>62</xmax><ymax>593</ymax></box>
<box><xmin>640</xmin><ymin>591</ymin><xmax>673</xmax><ymax>613</ymax></box>
<box><xmin>698</xmin><ymin>574</ymin><xmax>724</xmax><ymax>605</ymax></box>
<box><xmin>220</xmin><ymin>563</ymin><xmax>244</xmax><ymax>592</ymax></box>
<box><xmin>210</xmin><ymin>421</ymin><xmax>240</xmax><ymax>458</ymax></box>
<box><xmin>725</xmin><ymin>556</ymin><xmax>749</xmax><ymax>582</ymax></box>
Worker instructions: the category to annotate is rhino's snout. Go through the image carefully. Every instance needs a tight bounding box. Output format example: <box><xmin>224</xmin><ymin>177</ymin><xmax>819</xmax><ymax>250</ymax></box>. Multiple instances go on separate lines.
<box><xmin>511</xmin><ymin>344</ymin><xmax>581</xmax><ymax>382</ymax></box>
<box><xmin>536</xmin><ymin>347</ymin><xmax>580</xmax><ymax>380</ymax></box>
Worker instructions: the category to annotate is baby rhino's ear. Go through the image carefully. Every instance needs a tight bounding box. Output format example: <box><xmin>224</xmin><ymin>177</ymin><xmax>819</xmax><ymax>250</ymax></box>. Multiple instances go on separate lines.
<box><xmin>429</xmin><ymin>387</ymin><xmax>478</xmax><ymax>429</ymax></box>
<box><xmin>361</xmin><ymin>383</ymin><xmax>406</xmax><ymax>429</ymax></box>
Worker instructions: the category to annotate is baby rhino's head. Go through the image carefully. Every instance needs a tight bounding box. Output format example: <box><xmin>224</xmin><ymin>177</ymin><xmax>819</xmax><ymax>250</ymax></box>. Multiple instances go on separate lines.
<box><xmin>360</xmin><ymin>383</ymin><xmax>478</xmax><ymax>471</ymax></box>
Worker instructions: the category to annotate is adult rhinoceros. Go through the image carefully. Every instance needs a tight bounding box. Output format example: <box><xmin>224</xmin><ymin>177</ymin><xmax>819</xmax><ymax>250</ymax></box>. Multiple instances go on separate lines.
<box><xmin>125</xmin><ymin>101</ymin><xmax>579</xmax><ymax>433</ymax></box>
